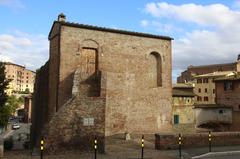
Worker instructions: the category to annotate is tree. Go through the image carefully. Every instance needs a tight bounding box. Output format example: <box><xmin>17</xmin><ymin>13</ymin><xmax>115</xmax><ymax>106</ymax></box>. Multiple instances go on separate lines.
<box><xmin>0</xmin><ymin>62</ymin><xmax>9</xmax><ymax>107</ymax></box>
<box><xmin>23</xmin><ymin>88</ymin><xmax>30</xmax><ymax>94</ymax></box>
<box><xmin>0</xmin><ymin>62</ymin><xmax>10</xmax><ymax>126</ymax></box>
<box><xmin>6</xmin><ymin>95</ymin><xmax>23</xmax><ymax>115</ymax></box>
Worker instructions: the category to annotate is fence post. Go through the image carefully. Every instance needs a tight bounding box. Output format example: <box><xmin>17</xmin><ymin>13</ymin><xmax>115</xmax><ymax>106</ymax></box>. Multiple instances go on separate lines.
<box><xmin>178</xmin><ymin>133</ymin><xmax>182</xmax><ymax>159</ymax></box>
<box><xmin>94</xmin><ymin>137</ymin><xmax>97</xmax><ymax>159</ymax></box>
<box><xmin>141</xmin><ymin>135</ymin><xmax>144</xmax><ymax>159</ymax></box>
<box><xmin>209</xmin><ymin>131</ymin><xmax>212</xmax><ymax>152</ymax></box>
<box><xmin>40</xmin><ymin>137</ymin><xmax>44</xmax><ymax>159</ymax></box>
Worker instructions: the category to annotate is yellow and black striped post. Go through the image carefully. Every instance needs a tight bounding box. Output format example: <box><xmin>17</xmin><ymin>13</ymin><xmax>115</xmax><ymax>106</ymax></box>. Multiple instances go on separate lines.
<box><xmin>208</xmin><ymin>131</ymin><xmax>212</xmax><ymax>152</ymax></box>
<box><xmin>94</xmin><ymin>137</ymin><xmax>97</xmax><ymax>159</ymax></box>
<box><xmin>178</xmin><ymin>133</ymin><xmax>182</xmax><ymax>159</ymax></box>
<box><xmin>40</xmin><ymin>137</ymin><xmax>44</xmax><ymax>159</ymax></box>
<box><xmin>141</xmin><ymin>135</ymin><xmax>144</xmax><ymax>159</ymax></box>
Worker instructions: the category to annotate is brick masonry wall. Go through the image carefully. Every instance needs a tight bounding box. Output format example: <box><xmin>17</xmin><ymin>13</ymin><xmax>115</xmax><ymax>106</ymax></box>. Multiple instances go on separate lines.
<box><xmin>215</xmin><ymin>81</ymin><xmax>240</xmax><ymax>111</ymax></box>
<box><xmin>215</xmin><ymin>81</ymin><xmax>240</xmax><ymax>131</ymax></box>
<box><xmin>42</xmin><ymin>69</ymin><xmax>106</xmax><ymax>153</ymax></box>
<box><xmin>30</xmin><ymin>62</ymin><xmax>49</xmax><ymax>148</ymax></box>
<box><xmin>43</xmin><ymin>96</ymin><xmax>106</xmax><ymax>153</ymax></box>
<box><xmin>57</xmin><ymin>25</ymin><xmax>173</xmax><ymax>136</ymax></box>
<box><xmin>48</xmin><ymin>23</ymin><xmax>61</xmax><ymax>118</ymax></box>
<box><xmin>155</xmin><ymin>132</ymin><xmax>240</xmax><ymax>150</ymax></box>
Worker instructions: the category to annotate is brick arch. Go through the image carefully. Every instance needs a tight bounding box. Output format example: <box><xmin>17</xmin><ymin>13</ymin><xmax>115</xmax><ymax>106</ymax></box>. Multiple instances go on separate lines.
<box><xmin>81</xmin><ymin>39</ymin><xmax>99</xmax><ymax>49</ymax></box>
<box><xmin>148</xmin><ymin>52</ymin><xmax>163</xmax><ymax>87</ymax></box>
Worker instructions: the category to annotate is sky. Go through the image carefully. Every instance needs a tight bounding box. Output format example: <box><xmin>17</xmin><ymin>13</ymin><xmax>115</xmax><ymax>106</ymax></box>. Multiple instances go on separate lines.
<box><xmin>0</xmin><ymin>0</ymin><xmax>240</xmax><ymax>82</ymax></box>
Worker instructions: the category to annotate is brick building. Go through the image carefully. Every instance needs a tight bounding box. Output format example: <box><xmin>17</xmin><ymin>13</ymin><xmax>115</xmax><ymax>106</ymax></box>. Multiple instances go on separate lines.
<box><xmin>4</xmin><ymin>62</ymin><xmax>35</xmax><ymax>95</ymax></box>
<box><xmin>31</xmin><ymin>14</ymin><xmax>173</xmax><ymax>152</ymax></box>
<box><xmin>177</xmin><ymin>55</ymin><xmax>240</xmax><ymax>83</ymax></box>
<box><xmin>193</xmin><ymin>71</ymin><xmax>232</xmax><ymax>105</ymax></box>
<box><xmin>214</xmin><ymin>72</ymin><xmax>240</xmax><ymax>131</ymax></box>
<box><xmin>24</xmin><ymin>95</ymin><xmax>32</xmax><ymax>123</ymax></box>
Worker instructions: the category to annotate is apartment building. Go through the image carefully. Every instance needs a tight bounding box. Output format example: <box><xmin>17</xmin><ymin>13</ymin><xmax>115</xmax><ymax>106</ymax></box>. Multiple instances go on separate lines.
<box><xmin>193</xmin><ymin>71</ymin><xmax>232</xmax><ymax>104</ymax></box>
<box><xmin>4</xmin><ymin>62</ymin><xmax>35</xmax><ymax>95</ymax></box>
<box><xmin>177</xmin><ymin>54</ymin><xmax>240</xmax><ymax>83</ymax></box>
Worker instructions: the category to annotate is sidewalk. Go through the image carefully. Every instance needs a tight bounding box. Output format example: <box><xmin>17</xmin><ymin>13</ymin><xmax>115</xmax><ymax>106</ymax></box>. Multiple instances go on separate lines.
<box><xmin>1</xmin><ymin>124</ymin><xmax>13</xmax><ymax>139</ymax></box>
<box><xmin>3</xmin><ymin>134</ymin><xmax>177</xmax><ymax>159</ymax></box>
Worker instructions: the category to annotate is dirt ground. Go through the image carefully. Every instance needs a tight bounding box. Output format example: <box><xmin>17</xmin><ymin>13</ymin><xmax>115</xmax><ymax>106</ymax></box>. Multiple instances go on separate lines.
<box><xmin>3</xmin><ymin>134</ymin><xmax>178</xmax><ymax>159</ymax></box>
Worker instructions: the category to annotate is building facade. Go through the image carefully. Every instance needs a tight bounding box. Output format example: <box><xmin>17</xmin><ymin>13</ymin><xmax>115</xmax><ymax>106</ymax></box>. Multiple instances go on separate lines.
<box><xmin>177</xmin><ymin>55</ymin><xmax>240</xmax><ymax>83</ymax></box>
<box><xmin>4</xmin><ymin>62</ymin><xmax>35</xmax><ymax>95</ymax></box>
<box><xmin>193</xmin><ymin>71</ymin><xmax>232</xmax><ymax>105</ymax></box>
<box><xmin>194</xmin><ymin>104</ymin><xmax>232</xmax><ymax>131</ymax></box>
<box><xmin>172</xmin><ymin>84</ymin><xmax>195</xmax><ymax>125</ymax></box>
<box><xmin>31</xmin><ymin>14</ymin><xmax>173</xmax><ymax>152</ymax></box>
<box><xmin>172</xmin><ymin>84</ymin><xmax>195</xmax><ymax>133</ymax></box>
<box><xmin>214</xmin><ymin>72</ymin><xmax>240</xmax><ymax>131</ymax></box>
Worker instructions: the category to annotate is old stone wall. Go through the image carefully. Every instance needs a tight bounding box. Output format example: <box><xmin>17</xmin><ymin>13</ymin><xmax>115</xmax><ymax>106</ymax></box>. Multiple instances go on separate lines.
<box><xmin>31</xmin><ymin>62</ymin><xmax>49</xmax><ymax>148</ymax></box>
<box><xmin>42</xmin><ymin>69</ymin><xmax>106</xmax><ymax>153</ymax></box>
<box><xmin>57</xmin><ymin>25</ymin><xmax>172</xmax><ymax>136</ymax></box>
<box><xmin>155</xmin><ymin>132</ymin><xmax>240</xmax><ymax>150</ymax></box>
<box><xmin>172</xmin><ymin>124</ymin><xmax>196</xmax><ymax>134</ymax></box>
<box><xmin>43</xmin><ymin>96</ymin><xmax>106</xmax><ymax>153</ymax></box>
<box><xmin>34</xmin><ymin>20</ymin><xmax>173</xmax><ymax>152</ymax></box>
<box><xmin>48</xmin><ymin>23</ymin><xmax>61</xmax><ymax>117</ymax></box>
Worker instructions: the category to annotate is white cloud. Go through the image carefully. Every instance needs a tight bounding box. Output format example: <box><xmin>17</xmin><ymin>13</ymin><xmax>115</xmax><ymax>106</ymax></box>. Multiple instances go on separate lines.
<box><xmin>0</xmin><ymin>31</ymin><xmax>49</xmax><ymax>71</ymax></box>
<box><xmin>143</xmin><ymin>2</ymin><xmax>240</xmax><ymax>80</ymax></box>
<box><xmin>140</xmin><ymin>20</ymin><xmax>149</xmax><ymax>27</ymax></box>
<box><xmin>145</xmin><ymin>2</ymin><xmax>240</xmax><ymax>28</ymax></box>
<box><xmin>0</xmin><ymin>0</ymin><xmax>25</xmax><ymax>9</ymax></box>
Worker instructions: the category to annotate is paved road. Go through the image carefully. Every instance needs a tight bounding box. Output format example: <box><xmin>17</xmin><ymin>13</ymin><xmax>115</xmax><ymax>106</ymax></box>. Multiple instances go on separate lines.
<box><xmin>185</xmin><ymin>146</ymin><xmax>240</xmax><ymax>159</ymax></box>
<box><xmin>204</xmin><ymin>155</ymin><xmax>240</xmax><ymax>159</ymax></box>
<box><xmin>3</xmin><ymin>133</ymin><xmax>240</xmax><ymax>159</ymax></box>
<box><xmin>4</xmin><ymin>123</ymin><xmax>30</xmax><ymax>150</ymax></box>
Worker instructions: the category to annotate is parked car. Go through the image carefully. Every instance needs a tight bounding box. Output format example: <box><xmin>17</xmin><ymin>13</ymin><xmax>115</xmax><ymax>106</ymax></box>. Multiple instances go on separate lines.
<box><xmin>12</xmin><ymin>123</ymin><xmax>20</xmax><ymax>130</ymax></box>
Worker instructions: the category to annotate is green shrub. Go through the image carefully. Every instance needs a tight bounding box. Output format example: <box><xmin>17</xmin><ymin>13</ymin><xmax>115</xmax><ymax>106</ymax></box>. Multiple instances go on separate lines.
<box><xmin>4</xmin><ymin>137</ymin><xmax>13</xmax><ymax>150</ymax></box>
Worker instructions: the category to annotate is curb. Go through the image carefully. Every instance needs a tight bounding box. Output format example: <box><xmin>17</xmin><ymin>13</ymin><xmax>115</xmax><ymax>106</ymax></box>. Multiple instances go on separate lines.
<box><xmin>192</xmin><ymin>151</ymin><xmax>240</xmax><ymax>159</ymax></box>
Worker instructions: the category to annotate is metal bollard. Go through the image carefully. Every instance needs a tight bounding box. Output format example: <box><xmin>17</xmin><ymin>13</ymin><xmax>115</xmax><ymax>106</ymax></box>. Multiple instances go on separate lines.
<box><xmin>40</xmin><ymin>137</ymin><xmax>44</xmax><ymax>159</ymax></box>
<box><xmin>94</xmin><ymin>137</ymin><xmax>97</xmax><ymax>159</ymax></box>
<box><xmin>178</xmin><ymin>134</ymin><xmax>182</xmax><ymax>159</ymax></box>
<box><xmin>209</xmin><ymin>131</ymin><xmax>212</xmax><ymax>152</ymax></box>
<box><xmin>141</xmin><ymin>135</ymin><xmax>144</xmax><ymax>159</ymax></box>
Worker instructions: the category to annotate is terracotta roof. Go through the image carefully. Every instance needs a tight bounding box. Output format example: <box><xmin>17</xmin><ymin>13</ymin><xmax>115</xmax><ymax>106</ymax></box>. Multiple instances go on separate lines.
<box><xmin>3</xmin><ymin>62</ymin><xmax>36</xmax><ymax>73</ymax></box>
<box><xmin>194</xmin><ymin>104</ymin><xmax>232</xmax><ymax>109</ymax></box>
<box><xmin>173</xmin><ymin>83</ymin><xmax>193</xmax><ymax>88</ymax></box>
<box><xmin>194</xmin><ymin>71</ymin><xmax>233</xmax><ymax>79</ymax></box>
<box><xmin>188</xmin><ymin>62</ymin><xmax>236</xmax><ymax>69</ymax></box>
<box><xmin>49</xmin><ymin>21</ymin><xmax>173</xmax><ymax>40</ymax></box>
<box><xmin>214</xmin><ymin>72</ymin><xmax>240</xmax><ymax>81</ymax></box>
<box><xmin>172</xmin><ymin>88</ymin><xmax>195</xmax><ymax>97</ymax></box>
<box><xmin>3</xmin><ymin>62</ymin><xmax>25</xmax><ymax>68</ymax></box>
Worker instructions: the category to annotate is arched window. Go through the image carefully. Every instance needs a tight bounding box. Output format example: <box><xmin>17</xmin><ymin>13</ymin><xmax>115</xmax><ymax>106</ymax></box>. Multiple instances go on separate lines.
<box><xmin>149</xmin><ymin>52</ymin><xmax>162</xmax><ymax>87</ymax></box>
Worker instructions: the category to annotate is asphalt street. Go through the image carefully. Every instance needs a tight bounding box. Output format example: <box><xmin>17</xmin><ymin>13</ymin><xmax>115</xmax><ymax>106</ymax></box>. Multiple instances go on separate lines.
<box><xmin>4</xmin><ymin>123</ymin><xmax>30</xmax><ymax>150</ymax></box>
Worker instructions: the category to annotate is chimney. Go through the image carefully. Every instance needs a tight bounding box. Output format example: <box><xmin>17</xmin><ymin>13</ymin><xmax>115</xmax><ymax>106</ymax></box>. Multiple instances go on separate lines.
<box><xmin>58</xmin><ymin>13</ymin><xmax>66</xmax><ymax>22</ymax></box>
<box><xmin>238</xmin><ymin>54</ymin><xmax>240</xmax><ymax>61</ymax></box>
